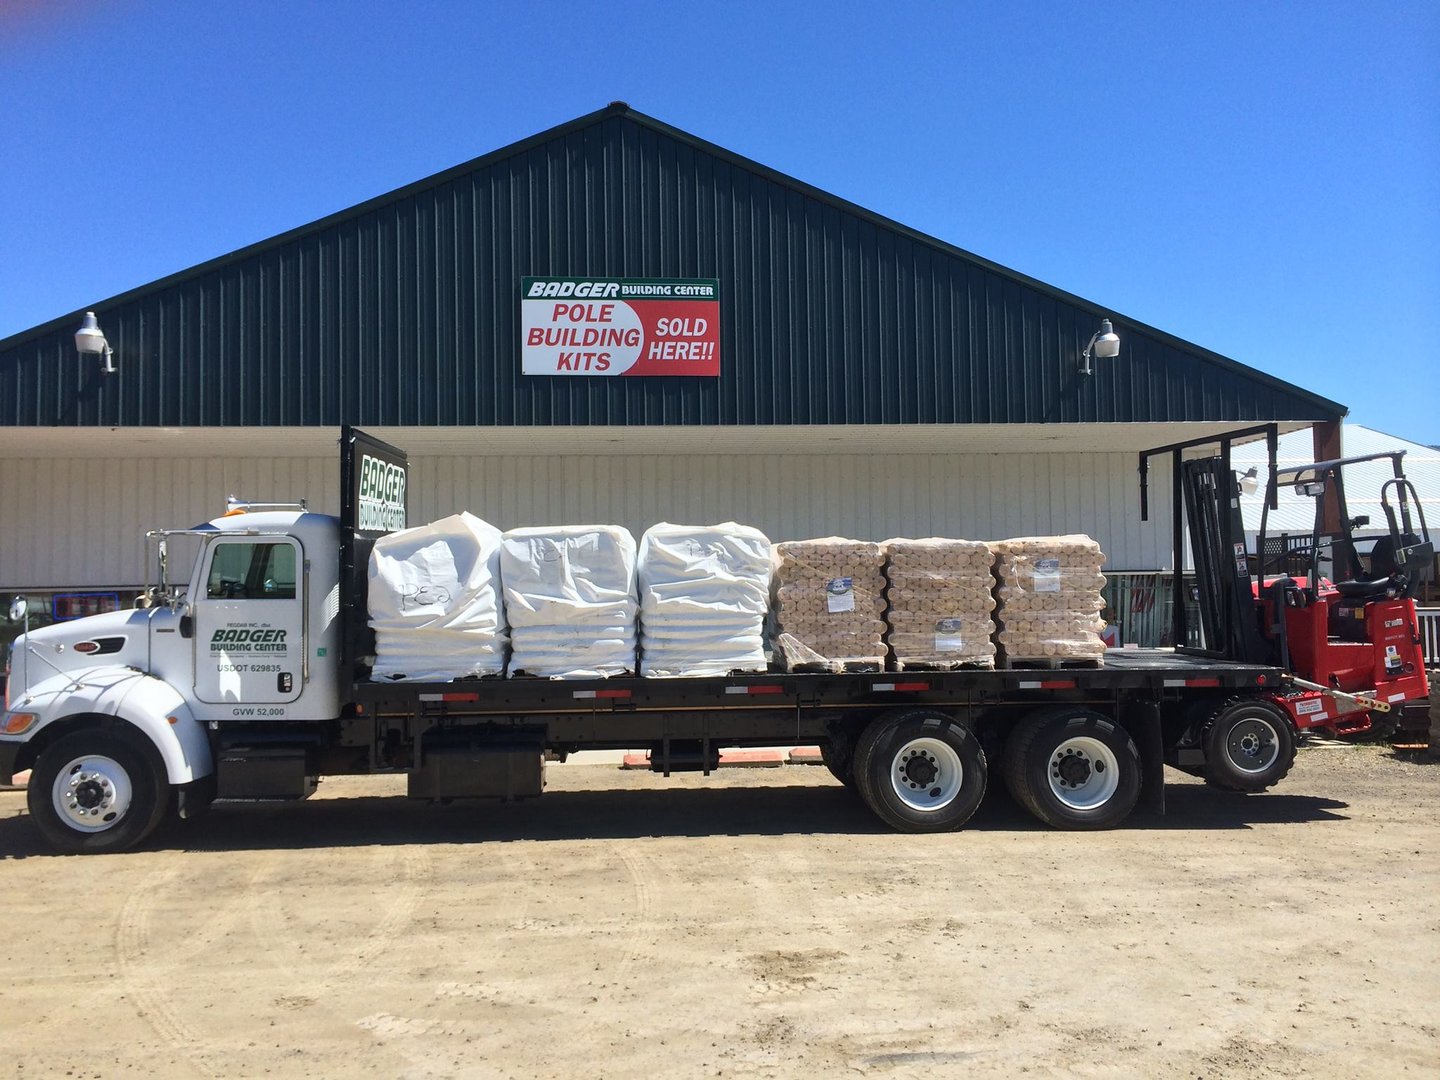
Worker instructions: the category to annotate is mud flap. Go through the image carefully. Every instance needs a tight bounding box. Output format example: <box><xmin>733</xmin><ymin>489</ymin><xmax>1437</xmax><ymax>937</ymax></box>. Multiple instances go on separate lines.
<box><xmin>1123</xmin><ymin>700</ymin><xmax>1165</xmax><ymax>816</ymax></box>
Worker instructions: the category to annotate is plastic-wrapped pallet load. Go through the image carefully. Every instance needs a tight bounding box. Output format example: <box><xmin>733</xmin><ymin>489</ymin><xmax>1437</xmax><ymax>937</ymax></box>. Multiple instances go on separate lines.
<box><xmin>991</xmin><ymin>534</ymin><xmax>1107</xmax><ymax>666</ymax></box>
<box><xmin>771</xmin><ymin>537</ymin><xmax>887</xmax><ymax>672</ymax></box>
<box><xmin>637</xmin><ymin>522</ymin><xmax>772</xmax><ymax>677</ymax></box>
<box><xmin>501</xmin><ymin>525</ymin><xmax>638</xmax><ymax>678</ymax></box>
<box><xmin>368</xmin><ymin>512</ymin><xmax>508</xmax><ymax>681</ymax></box>
<box><xmin>883</xmin><ymin>538</ymin><xmax>997</xmax><ymax>670</ymax></box>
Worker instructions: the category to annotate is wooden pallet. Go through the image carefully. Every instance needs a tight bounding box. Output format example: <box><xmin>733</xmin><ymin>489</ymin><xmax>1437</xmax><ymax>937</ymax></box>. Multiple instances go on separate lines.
<box><xmin>1000</xmin><ymin>657</ymin><xmax>1104</xmax><ymax>670</ymax></box>
<box><xmin>506</xmin><ymin>669</ymin><xmax>637</xmax><ymax>680</ymax></box>
<box><xmin>893</xmin><ymin>659</ymin><xmax>996</xmax><ymax>672</ymax></box>
<box><xmin>782</xmin><ymin>659</ymin><xmax>885</xmax><ymax>674</ymax></box>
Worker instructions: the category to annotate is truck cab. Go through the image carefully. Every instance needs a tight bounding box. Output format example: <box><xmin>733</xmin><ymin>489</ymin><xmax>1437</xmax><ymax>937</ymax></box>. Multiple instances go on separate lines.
<box><xmin>2</xmin><ymin>505</ymin><xmax>344</xmax><ymax>851</ymax></box>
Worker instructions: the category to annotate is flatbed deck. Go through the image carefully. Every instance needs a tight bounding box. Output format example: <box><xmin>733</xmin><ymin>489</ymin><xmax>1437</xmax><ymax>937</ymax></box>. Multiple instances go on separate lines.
<box><xmin>349</xmin><ymin>649</ymin><xmax>1285</xmax><ymax>751</ymax></box>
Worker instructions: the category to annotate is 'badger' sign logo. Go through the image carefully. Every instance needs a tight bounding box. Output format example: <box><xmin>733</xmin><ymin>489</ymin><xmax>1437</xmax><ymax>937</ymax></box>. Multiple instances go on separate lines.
<box><xmin>211</xmin><ymin>628</ymin><xmax>288</xmax><ymax>653</ymax></box>
<box><xmin>358</xmin><ymin>454</ymin><xmax>407</xmax><ymax>531</ymax></box>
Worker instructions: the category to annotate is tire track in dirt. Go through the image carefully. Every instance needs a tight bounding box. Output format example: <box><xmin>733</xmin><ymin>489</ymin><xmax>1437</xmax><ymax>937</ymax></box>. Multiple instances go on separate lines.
<box><xmin>243</xmin><ymin>844</ymin><xmax>435</xmax><ymax>996</ymax></box>
<box><xmin>115</xmin><ymin>855</ymin><xmax>291</xmax><ymax>1075</ymax></box>
<box><xmin>613</xmin><ymin>847</ymin><xmax>657</xmax><ymax>976</ymax></box>
<box><xmin>115</xmin><ymin>867</ymin><xmax>217</xmax><ymax>1078</ymax></box>
<box><xmin>240</xmin><ymin>843</ymin><xmax>449</xmax><ymax>1076</ymax></box>
<box><xmin>561</xmin><ymin>845</ymin><xmax>658</xmax><ymax>1045</ymax></box>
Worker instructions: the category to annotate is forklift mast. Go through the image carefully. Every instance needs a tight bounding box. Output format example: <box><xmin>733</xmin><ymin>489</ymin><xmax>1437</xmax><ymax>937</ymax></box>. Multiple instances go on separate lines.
<box><xmin>1181</xmin><ymin>457</ymin><xmax>1272</xmax><ymax>663</ymax></box>
<box><xmin>1140</xmin><ymin>424</ymin><xmax>1279</xmax><ymax>664</ymax></box>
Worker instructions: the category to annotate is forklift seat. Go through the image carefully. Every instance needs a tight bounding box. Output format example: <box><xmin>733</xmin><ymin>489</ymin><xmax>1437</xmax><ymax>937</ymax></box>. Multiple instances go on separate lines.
<box><xmin>1332</xmin><ymin>577</ymin><xmax>1396</xmax><ymax>601</ymax></box>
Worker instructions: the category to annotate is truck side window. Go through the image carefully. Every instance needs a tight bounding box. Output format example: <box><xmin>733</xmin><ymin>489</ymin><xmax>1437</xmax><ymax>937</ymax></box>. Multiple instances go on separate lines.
<box><xmin>206</xmin><ymin>542</ymin><xmax>297</xmax><ymax>600</ymax></box>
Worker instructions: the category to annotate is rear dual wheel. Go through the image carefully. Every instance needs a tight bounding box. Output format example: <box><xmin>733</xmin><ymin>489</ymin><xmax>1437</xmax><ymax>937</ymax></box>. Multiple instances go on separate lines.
<box><xmin>1003</xmin><ymin>708</ymin><xmax>1142</xmax><ymax>830</ymax></box>
<box><xmin>852</xmin><ymin>709</ymin><xmax>986</xmax><ymax>832</ymax></box>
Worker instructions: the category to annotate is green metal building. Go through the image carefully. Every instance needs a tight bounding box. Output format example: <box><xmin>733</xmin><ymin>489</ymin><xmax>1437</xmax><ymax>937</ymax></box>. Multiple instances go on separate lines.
<box><xmin>0</xmin><ymin>103</ymin><xmax>1345</xmax><ymax>639</ymax></box>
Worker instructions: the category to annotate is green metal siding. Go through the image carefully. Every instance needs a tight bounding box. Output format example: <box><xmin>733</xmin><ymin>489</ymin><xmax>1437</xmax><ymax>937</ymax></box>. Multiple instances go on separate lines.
<box><xmin>0</xmin><ymin>105</ymin><xmax>1344</xmax><ymax>428</ymax></box>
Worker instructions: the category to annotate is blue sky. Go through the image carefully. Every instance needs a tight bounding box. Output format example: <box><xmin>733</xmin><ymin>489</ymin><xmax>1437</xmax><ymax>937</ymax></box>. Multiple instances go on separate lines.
<box><xmin>3</xmin><ymin>1</ymin><xmax>1436</xmax><ymax>442</ymax></box>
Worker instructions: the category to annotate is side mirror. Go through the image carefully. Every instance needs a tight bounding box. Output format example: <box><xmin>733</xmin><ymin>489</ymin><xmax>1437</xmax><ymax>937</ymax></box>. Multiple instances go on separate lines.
<box><xmin>8</xmin><ymin>596</ymin><xmax>27</xmax><ymax>623</ymax></box>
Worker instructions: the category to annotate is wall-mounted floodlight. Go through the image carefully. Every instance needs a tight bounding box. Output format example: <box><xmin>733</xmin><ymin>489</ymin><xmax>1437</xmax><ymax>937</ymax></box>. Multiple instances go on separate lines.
<box><xmin>1080</xmin><ymin>318</ymin><xmax>1120</xmax><ymax>376</ymax></box>
<box><xmin>75</xmin><ymin>311</ymin><xmax>116</xmax><ymax>375</ymax></box>
<box><xmin>1238</xmin><ymin>466</ymin><xmax>1260</xmax><ymax>496</ymax></box>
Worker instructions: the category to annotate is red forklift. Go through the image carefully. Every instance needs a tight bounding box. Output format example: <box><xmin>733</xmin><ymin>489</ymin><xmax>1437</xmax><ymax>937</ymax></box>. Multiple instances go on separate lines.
<box><xmin>1253</xmin><ymin>446</ymin><xmax>1433</xmax><ymax>736</ymax></box>
<box><xmin>1141</xmin><ymin>425</ymin><xmax>1432</xmax><ymax>788</ymax></box>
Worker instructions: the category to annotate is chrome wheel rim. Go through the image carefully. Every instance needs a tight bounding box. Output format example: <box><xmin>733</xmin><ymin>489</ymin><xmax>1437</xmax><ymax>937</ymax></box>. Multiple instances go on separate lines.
<box><xmin>890</xmin><ymin>737</ymin><xmax>963</xmax><ymax>812</ymax></box>
<box><xmin>1046</xmin><ymin>736</ymin><xmax>1120</xmax><ymax>810</ymax></box>
<box><xmin>51</xmin><ymin>755</ymin><xmax>133</xmax><ymax>832</ymax></box>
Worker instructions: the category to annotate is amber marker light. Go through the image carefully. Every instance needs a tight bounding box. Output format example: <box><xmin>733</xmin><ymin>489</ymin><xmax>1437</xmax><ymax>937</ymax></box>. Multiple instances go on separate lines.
<box><xmin>3</xmin><ymin>712</ymin><xmax>38</xmax><ymax>735</ymax></box>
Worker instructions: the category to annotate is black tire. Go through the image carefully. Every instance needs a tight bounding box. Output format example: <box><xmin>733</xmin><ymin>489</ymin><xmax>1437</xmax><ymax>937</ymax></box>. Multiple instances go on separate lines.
<box><xmin>1202</xmin><ymin>697</ymin><xmax>1296</xmax><ymax>792</ymax></box>
<box><xmin>851</xmin><ymin>709</ymin><xmax>987</xmax><ymax>833</ymax></box>
<box><xmin>26</xmin><ymin>729</ymin><xmax>169</xmax><ymax>854</ymax></box>
<box><xmin>819</xmin><ymin>737</ymin><xmax>855</xmax><ymax>788</ymax></box>
<box><xmin>1002</xmin><ymin>707</ymin><xmax>1141</xmax><ymax>830</ymax></box>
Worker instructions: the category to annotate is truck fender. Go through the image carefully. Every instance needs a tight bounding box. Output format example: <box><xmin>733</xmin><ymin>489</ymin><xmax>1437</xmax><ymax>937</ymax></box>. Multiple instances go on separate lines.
<box><xmin>104</xmin><ymin>675</ymin><xmax>213</xmax><ymax>785</ymax></box>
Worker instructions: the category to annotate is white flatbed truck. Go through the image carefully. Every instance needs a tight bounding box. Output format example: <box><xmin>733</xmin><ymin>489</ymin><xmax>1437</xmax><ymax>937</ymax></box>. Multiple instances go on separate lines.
<box><xmin>2</xmin><ymin>428</ymin><xmax>1312</xmax><ymax>853</ymax></box>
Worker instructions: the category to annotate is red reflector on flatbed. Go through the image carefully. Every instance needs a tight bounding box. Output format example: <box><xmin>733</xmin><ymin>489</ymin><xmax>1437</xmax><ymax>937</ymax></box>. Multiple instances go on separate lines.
<box><xmin>419</xmin><ymin>692</ymin><xmax>481</xmax><ymax>702</ymax></box>
<box><xmin>574</xmin><ymin>688</ymin><xmax>633</xmax><ymax>699</ymax></box>
<box><xmin>871</xmin><ymin>681</ymin><xmax>930</xmax><ymax>693</ymax></box>
<box><xmin>1017</xmin><ymin>679</ymin><xmax>1078</xmax><ymax>690</ymax></box>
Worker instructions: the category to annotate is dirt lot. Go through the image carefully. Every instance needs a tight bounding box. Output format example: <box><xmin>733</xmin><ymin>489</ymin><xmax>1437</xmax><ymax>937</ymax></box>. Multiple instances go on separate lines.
<box><xmin>2</xmin><ymin>745</ymin><xmax>1438</xmax><ymax>1079</ymax></box>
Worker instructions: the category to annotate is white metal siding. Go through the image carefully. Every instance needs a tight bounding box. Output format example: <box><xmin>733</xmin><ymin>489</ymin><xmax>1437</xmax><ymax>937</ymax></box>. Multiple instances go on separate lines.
<box><xmin>1</xmin><ymin>449</ymin><xmax>1173</xmax><ymax>588</ymax></box>
<box><xmin>0</xmin><ymin>456</ymin><xmax>337</xmax><ymax>588</ymax></box>
<box><xmin>410</xmin><ymin>451</ymin><xmax>1172</xmax><ymax>571</ymax></box>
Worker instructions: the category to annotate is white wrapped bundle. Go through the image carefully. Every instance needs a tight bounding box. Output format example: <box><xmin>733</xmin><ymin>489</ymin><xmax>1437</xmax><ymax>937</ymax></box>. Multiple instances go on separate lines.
<box><xmin>771</xmin><ymin>537</ymin><xmax>887</xmax><ymax>672</ymax></box>
<box><xmin>883</xmin><ymin>538</ymin><xmax>997</xmax><ymax>670</ymax></box>
<box><xmin>368</xmin><ymin>512</ymin><xmax>507</xmax><ymax>681</ymax></box>
<box><xmin>638</xmin><ymin>522</ymin><xmax>772</xmax><ymax>677</ymax></box>
<box><xmin>501</xmin><ymin>525</ymin><xmax>638</xmax><ymax>678</ymax></box>
<box><xmin>991</xmin><ymin>534</ymin><xmax>1107</xmax><ymax>665</ymax></box>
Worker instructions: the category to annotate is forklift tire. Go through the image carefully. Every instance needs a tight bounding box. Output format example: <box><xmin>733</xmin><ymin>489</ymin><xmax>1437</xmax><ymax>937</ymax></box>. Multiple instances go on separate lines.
<box><xmin>1202</xmin><ymin>698</ymin><xmax>1296</xmax><ymax>793</ymax></box>
<box><xmin>852</xmin><ymin>709</ymin><xmax>986</xmax><ymax>832</ymax></box>
<box><xmin>1003</xmin><ymin>707</ymin><xmax>1142</xmax><ymax>830</ymax></box>
<box><xmin>819</xmin><ymin>737</ymin><xmax>855</xmax><ymax>788</ymax></box>
<box><xmin>27</xmin><ymin>729</ymin><xmax>170</xmax><ymax>854</ymax></box>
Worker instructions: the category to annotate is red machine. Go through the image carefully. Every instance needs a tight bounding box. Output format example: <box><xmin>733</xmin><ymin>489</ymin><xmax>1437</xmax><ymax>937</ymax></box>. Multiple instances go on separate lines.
<box><xmin>1141</xmin><ymin>429</ymin><xmax>1432</xmax><ymax>791</ymax></box>
<box><xmin>1253</xmin><ymin>452</ymin><xmax>1432</xmax><ymax>736</ymax></box>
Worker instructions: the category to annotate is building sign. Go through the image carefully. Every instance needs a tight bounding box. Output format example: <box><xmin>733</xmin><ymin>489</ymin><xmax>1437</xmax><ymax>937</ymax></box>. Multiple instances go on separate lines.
<box><xmin>521</xmin><ymin>277</ymin><xmax>720</xmax><ymax>376</ymax></box>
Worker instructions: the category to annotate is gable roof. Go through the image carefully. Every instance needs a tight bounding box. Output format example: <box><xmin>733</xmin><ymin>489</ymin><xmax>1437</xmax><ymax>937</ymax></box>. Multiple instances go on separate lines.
<box><xmin>0</xmin><ymin>103</ymin><xmax>1346</xmax><ymax>428</ymax></box>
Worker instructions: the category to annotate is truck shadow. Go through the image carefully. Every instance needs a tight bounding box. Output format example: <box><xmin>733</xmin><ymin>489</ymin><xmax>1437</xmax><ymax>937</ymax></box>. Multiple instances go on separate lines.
<box><xmin>0</xmin><ymin>781</ymin><xmax>1350</xmax><ymax>857</ymax></box>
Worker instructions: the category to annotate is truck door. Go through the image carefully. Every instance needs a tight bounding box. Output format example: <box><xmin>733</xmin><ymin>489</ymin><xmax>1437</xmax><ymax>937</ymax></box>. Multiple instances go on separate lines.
<box><xmin>193</xmin><ymin>536</ymin><xmax>305</xmax><ymax>705</ymax></box>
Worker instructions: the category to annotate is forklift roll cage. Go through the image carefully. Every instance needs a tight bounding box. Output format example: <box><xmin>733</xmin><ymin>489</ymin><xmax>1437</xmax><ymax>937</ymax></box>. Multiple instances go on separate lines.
<box><xmin>1257</xmin><ymin>451</ymin><xmax>1432</xmax><ymax>598</ymax></box>
<box><xmin>1139</xmin><ymin>426</ymin><xmax>1434</xmax><ymax>669</ymax></box>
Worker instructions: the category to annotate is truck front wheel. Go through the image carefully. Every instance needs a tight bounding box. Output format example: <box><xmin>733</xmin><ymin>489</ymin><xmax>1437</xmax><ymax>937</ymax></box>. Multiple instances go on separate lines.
<box><xmin>1003</xmin><ymin>708</ymin><xmax>1141</xmax><ymax>830</ymax></box>
<box><xmin>27</xmin><ymin>730</ymin><xmax>169</xmax><ymax>854</ymax></box>
<box><xmin>852</xmin><ymin>709</ymin><xmax>986</xmax><ymax>832</ymax></box>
